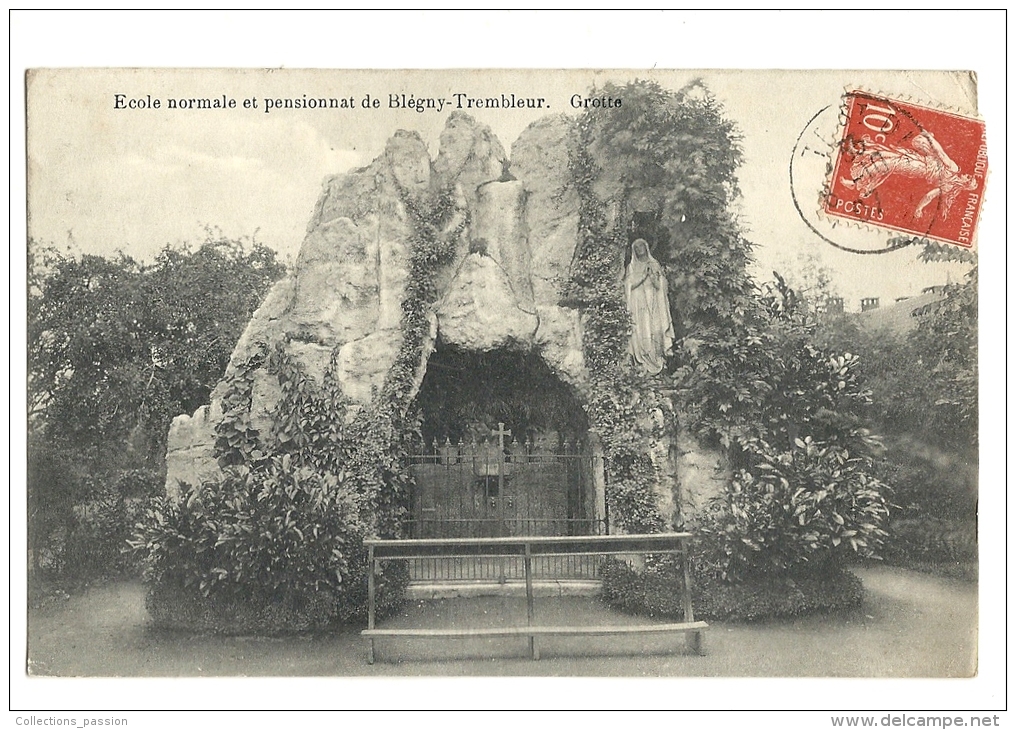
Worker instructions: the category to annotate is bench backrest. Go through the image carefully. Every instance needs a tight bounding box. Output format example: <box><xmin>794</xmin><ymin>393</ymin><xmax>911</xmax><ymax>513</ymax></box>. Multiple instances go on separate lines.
<box><xmin>364</xmin><ymin>532</ymin><xmax>693</xmax><ymax>559</ymax></box>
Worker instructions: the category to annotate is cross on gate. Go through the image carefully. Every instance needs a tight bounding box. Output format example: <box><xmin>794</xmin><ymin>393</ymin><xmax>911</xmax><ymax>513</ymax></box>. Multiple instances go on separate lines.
<box><xmin>491</xmin><ymin>420</ymin><xmax>512</xmax><ymax>517</ymax></box>
<box><xmin>492</xmin><ymin>422</ymin><xmax>512</xmax><ymax>451</ymax></box>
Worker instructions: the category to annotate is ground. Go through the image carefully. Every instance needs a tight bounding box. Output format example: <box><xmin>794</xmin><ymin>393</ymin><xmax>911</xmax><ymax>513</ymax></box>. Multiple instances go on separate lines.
<box><xmin>26</xmin><ymin>565</ymin><xmax>975</xmax><ymax>677</ymax></box>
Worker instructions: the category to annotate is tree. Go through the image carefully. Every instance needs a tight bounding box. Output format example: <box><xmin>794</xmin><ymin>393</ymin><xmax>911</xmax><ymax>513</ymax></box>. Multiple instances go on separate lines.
<box><xmin>678</xmin><ymin>273</ymin><xmax>889</xmax><ymax>579</ymax></box>
<box><xmin>768</xmin><ymin>252</ymin><xmax>843</xmax><ymax>316</ymax></box>
<box><xmin>908</xmin><ymin>262</ymin><xmax>977</xmax><ymax>451</ymax></box>
<box><xmin>27</xmin><ymin>235</ymin><xmax>286</xmax><ymax>581</ymax></box>
<box><xmin>812</xmin><ymin>253</ymin><xmax>978</xmax><ymax>523</ymax></box>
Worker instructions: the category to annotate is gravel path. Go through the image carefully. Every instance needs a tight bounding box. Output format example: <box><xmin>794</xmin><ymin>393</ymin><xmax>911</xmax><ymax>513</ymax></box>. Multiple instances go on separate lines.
<box><xmin>26</xmin><ymin>565</ymin><xmax>976</xmax><ymax>677</ymax></box>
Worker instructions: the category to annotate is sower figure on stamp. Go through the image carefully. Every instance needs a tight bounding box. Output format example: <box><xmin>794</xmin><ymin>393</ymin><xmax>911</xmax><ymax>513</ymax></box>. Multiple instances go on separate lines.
<box><xmin>624</xmin><ymin>238</ymin><xmax>675</xmax><ymax>376</ymax></box>
<box><xmin>841</xmin><ymin>129</ymin><xmax>977</xmax><ymax>220</ymax></box>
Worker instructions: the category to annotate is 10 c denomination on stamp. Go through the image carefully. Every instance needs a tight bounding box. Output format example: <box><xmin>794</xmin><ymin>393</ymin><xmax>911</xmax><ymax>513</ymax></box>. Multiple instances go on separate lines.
<box><xmin>825</xmin><ymin>91</ymin><xmax>987</xmax><ymax>249</ymax></box>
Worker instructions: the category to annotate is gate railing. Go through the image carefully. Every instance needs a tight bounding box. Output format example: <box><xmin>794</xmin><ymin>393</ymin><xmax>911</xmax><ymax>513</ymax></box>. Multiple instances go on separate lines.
<box><xmin>406</xmin><ymin>552</ymin><xmax>604</xmax><ymax>582</ymax></box>
<box><xmin>407</xmin><ymin>437</ymin><xmax>606</xmax><ymax>541</ymax></box>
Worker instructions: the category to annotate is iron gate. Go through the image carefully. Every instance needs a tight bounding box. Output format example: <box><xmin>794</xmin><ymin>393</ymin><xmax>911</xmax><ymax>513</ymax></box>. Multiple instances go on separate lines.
<box><xmin>407</xmin><ymin>433</ymin><xmax>605</xmax><ymax>540</ymax></box>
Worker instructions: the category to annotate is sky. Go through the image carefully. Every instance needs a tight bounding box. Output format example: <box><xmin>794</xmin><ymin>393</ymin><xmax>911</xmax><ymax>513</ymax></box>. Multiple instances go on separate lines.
<box><xmin>28</xmin><ymin>68</ymin><xmax>981</xmax><ymax>311</ymax></box>
<box><xmin>11</xmin><ymin>10</ymin><xmax>1007</xmax><ymax>716</ymax></box>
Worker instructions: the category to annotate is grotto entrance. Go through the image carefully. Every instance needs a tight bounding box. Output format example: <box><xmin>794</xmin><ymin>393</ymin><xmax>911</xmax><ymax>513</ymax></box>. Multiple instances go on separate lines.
<box><xmin>408</xmin><ymin>344</ymin><xmax>605</xmax><ymax>542</ymax></box>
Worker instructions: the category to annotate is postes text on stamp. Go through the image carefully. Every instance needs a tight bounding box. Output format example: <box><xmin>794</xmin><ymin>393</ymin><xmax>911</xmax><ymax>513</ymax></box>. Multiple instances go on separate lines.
<box><xmin>825</xmin><ymin>91</ymin><xmax>987</xmax><ymax>249</ymax></box>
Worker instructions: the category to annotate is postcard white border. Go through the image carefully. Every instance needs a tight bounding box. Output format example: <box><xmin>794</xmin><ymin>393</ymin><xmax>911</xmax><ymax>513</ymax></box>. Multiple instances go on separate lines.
<box><xmin>9</xmin><ymin>9</ymin><xmax>1008</xmax><ymax>720</ymax></box>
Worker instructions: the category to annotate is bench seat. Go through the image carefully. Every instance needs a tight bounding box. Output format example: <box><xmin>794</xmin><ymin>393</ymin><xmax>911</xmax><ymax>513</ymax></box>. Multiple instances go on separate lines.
<box><xmin>363</xmin><ymin>620</ymin><xmax>709</xmax><ymax>638</ymax></box>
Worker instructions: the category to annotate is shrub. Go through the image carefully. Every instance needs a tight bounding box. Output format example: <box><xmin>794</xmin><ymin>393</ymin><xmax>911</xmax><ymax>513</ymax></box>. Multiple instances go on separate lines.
<box><xmin>601</xmin><ymin>555</ymin><xmax>864</xmax><ymax>622</ymax></box>
<box><xmin>876</xmin><ymin>436</ymin><xmax>977</xmax><ymax>521</ymax></box>
<box><xmin>63</xmin><ymin>491</ymin><xmax>150</xmax><ymax>583</ymax></box>
<box><xmin>883</xmin><ymin>517</ymin><xmax>977</xmax><ymax>566</ymax></box>
<box><xmin>698</xmin><ymin>436</ymin><xmax>890</xmax><ymax>581</ymax></box>
<box><xmin>31</xmin><ymin>459</ymin><xmax>160</xmax><ymax>585</ymax></box>
<box><xmin>130</xmin><ymin>457</ymin><xmax>406</xmax><ymax>633</ymax></box>
<box><xmin>601</xmin><ymin>429</ymin><xmax>888</xmax><ymax>622</ymax></box>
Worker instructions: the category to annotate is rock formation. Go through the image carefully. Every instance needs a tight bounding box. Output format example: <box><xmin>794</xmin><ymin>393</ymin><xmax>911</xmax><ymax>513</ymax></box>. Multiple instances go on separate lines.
<box><xmin>164</xmin><ymin>111</ymin><xmax>727</xmax><ymax>529</ymax></box>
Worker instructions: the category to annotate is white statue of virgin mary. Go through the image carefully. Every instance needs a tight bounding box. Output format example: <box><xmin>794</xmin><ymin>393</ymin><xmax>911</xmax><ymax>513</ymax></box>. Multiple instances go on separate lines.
<box><xmin>624</xmin><ymin>238</ymin><xmax>675</xmax><ymax>375</ymax></box>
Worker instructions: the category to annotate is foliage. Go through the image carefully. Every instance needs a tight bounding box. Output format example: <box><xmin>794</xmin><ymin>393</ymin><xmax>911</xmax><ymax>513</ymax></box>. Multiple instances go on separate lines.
<box><xmin>134</xmin><ymin>343</ymin><xmax>406</xmax><ymax>629</ymax></box>
<box><xmin>701</xmin><ymin>438</ymin><xmax>889</xmax><ymax>579</ymax></box>
<box><xmin>907</xmin><ymin>265</ymin><xmax>978</xmax><ymax>450</ymax></box>
<box><xmin>882</xmin><ymin>517</ymin><xmax>977</xmax><ymax>567</ymax></box>
<box><xmin>61</xmin><ymin>473</ymin><xmax>154</xmax><ymax>581</ymax></box>
<box><xmin>673</xmin><ymin>262</ymin><xmax>890</xmax><ymax>580</ymax></box>
<box><xmin>567</xmin><ymin>80</ymin><xmax>890</xmax><ymax>573</ymax></box>
<box><xmin>875</xmin><ymin>435</ymin><xmax>976</xmax><ymax>520</ymax></box>
<box><xmin>28</xmin><ymin>235</ymin><xmax>285</xmax><ymax>584</ymax></box>
<box><xmin>568</xmin><ymin>107</ymin><xmax>664</xmax><ymax>533</ymax></box>
<box><xmin>680</xmin><ymin>266</ymin><xmax>861</xmax><ymax>445</ymax></box>
<box><xmin>577</xmin><ymin>80</ymin><xmax>755</xmax><ymax>335</ymax></box>
<box><xmin>812</xmin><ymin>263</ymin><xmax>977</xmax><ymax>531</ymax></box>
<box><xmin>29</xmin><ymin>235</ymin><xmax>285</xmax><ymax>448</ymax></box>
<box><xmin>28</xmin><ymin>432</ymin><xmax>157</xmax><ymax>581</ymax></box>
<box><xmin>27</xmin><ymin>435</ymin><xmax>80</xmax><ymax>572</ymax></box>
<box><xmin>136</xmin><ymin>460</ymin><xmax>358</xmax><ymax>599</ymax></box>
<box><xmin>134</xmin><ymin>171</ymin><xmax>466</xmax><ymax>629</ymax></box>
<box><xmin>567</xmin><ymin>79</ymin><xmax>753</xmax><ymax>533</ymax></box>
<box><xmin>131</xmin><ymin>462</ymin><xmax>405</xmax><ymax>632</ymax></box>
<box><xmin>574</xmin><ymin>85</ymin><xmax>889</xmax><ymax>584</ymax></box>
<box><xmin>601</xmin><ymin>555</ymin><xmax>864</xmax><ymax>622</ymax></box>
<box><xmin>815</xmin><ymin>266</ymin><xmax>977</xmax><ymax>456</ymax></box>
<box><xmin>570</xmin><ymin>79</ymin><xmax>755</xmax><ymax>335</ymax></box>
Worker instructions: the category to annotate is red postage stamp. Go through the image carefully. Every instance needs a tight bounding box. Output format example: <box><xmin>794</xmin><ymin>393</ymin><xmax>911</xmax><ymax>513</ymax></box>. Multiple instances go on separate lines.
<box><xmin>824</xmin><ymin>91</ymin><xmax>987</xmax><ymax>248</ymax></box>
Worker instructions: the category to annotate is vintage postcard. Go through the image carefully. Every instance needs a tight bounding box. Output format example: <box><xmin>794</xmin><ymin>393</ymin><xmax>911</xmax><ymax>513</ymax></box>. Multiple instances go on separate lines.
<box><xmin>21</xmin><ymin>64</ymin><xmax>994</xmax><ymax>710</ymax></box>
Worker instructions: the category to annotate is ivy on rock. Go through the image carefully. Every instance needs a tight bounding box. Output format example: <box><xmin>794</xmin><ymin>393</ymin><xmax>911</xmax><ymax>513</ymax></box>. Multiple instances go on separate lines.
<box><xmin>570</xmin><ymin>80</ymin><xmax>889</xmax><ymax>587</ymax></box>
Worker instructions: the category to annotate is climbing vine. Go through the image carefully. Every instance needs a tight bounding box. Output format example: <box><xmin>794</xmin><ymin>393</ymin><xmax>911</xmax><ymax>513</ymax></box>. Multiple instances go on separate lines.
<box><xmin>343</xmin><ymin>176</ymin><xmax>468</xmax><ymax>536</ymax></box>
<box><xmin>569</xmin><ymin>95</ymin><xmax>667</xmax><ymax>534</ymax></box>
<box><xmin>568</xmin><ymin>80</ymin><xmax>757</xmax><ymax>534</ymax></box>
<box><xmin>569</xmin><ymin>80</ymin><xmax>889</xmax><ymax>581</ymax></box>
<box><xmin>212</xmin><ymin>344</ymin><xmax>264</xmax><ymax>468</ymax></box>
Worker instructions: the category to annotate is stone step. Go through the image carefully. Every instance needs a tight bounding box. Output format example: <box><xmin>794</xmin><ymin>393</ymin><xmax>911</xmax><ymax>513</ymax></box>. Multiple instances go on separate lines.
<box><xmin>405</xmin><ymin>579</ymin><xmax>601</xmax><ymax>600</ymax></box>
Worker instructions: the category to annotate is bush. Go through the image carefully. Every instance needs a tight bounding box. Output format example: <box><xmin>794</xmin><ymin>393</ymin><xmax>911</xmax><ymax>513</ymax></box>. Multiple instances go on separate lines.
<box><xmin>601</xmin><ymin>555</ymin><xmax>864</xmax><ymax>622</ymax></box>
<box><xmin>30</xmin><ymin>458</ymin><xmax>160</xmax><ymax>585</ymax></box>
<box><xmin>883</xmin><ymin>517</ymin><xmax>977</xmax><ymax>566</ymax></box>
<box><xmin>28</xmin><ymin>438</ymin><xmax>80</xmax><ymax>576</ymax></box>
<box><xmin>696</xmin><ymin>437</ymin><xmax>889</xmax><ymax>581</ymax></box>
<box><xmin>63</xmin><ymin>491</ymin><xmax>150</xmax><ymax>583</ymax></box>
<box><xmin>876</xmin><ymin>436</ymin><xmax>977</xmax><ymax>521</ymax></box>
<box><xmin>143</xmin><ymin>559</ymin><xmax>408</xmax><ymax>635</ymax></box>
<box><xmin>145</xmin><ymin>580</ymin><xmax>342</xmax><ymax>634</ymax></box>
<box><xmin>130</xmin><ymin>457</ymin><xmax>406</xmax><ymax>633</ymax></box>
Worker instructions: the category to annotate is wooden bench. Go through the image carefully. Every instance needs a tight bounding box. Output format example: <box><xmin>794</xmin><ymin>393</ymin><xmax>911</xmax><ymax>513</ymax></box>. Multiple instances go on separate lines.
<box><xmin>362</xmin><ymin>532</ymin><xmax>707</xmax><ymax>663</ymax></box>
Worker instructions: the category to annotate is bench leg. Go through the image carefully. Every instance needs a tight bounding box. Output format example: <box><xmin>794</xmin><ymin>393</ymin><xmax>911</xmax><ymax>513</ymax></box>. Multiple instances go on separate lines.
<box><xmin>686</xmin><ymin>630</ymin><xmax>705</xmax><ymax>656</ymax></box>
<box><xmin>525</xmin><ymin>545</ymin><xmax>539</xmax><ymax>660</ymax></box>
<box><xmin>367</xmin><ymin>546</ymin><xmax>376</xmax><ymax>665</ymax></box>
